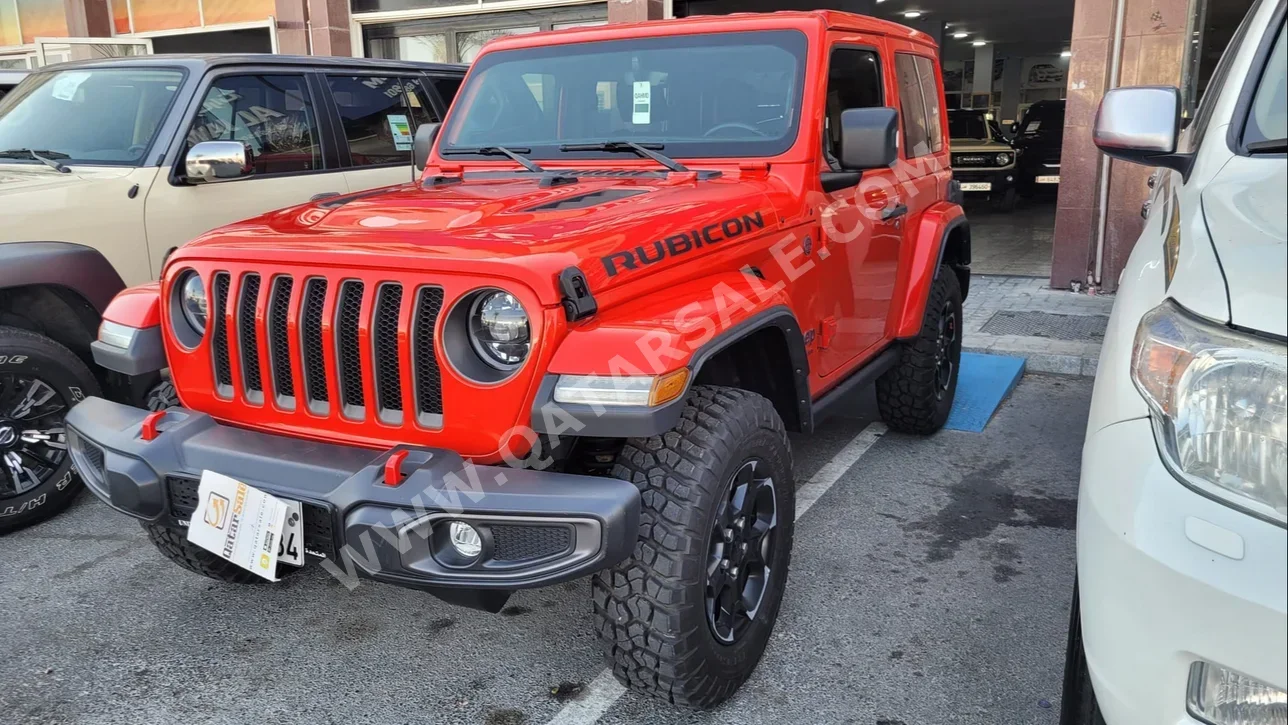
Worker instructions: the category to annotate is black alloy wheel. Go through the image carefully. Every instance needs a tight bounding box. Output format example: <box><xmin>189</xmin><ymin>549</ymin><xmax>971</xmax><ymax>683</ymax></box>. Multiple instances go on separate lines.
<box><xmin>705</xmin><ymin>458</ymin><xmax>779</xmax><ymax>645</ymax></box>
<box><xmin>934</xmin><ymin>299</ymin><xmax>959</xmax><ymax>400</ymax></box>
<box><xmin>0</xmin><ymin>374</ymin><xmax>69</xmax><ymax>498</ymax></box>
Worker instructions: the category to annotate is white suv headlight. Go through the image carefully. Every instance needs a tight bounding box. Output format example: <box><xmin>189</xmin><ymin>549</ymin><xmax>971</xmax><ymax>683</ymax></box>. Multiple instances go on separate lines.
<box><xmin>1131</xmin><ymin>301</ymin><xmax>1287</xmax><ymax>524</ymax></box>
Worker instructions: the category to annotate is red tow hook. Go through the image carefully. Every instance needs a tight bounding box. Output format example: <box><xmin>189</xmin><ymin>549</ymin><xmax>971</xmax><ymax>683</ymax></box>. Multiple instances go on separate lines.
<box><xmin>140</xmin><ymin>411</ymin><xmax>167</xmax><ymax>442</ymax></box>
<box><xmin>384</xmin><ymin>449</ymin><xmax>410</xmax><ymax>487</ymax></box>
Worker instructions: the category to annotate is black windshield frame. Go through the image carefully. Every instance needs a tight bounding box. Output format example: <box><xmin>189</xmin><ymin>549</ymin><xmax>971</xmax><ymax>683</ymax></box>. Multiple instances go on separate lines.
<box><xmin>438</xmin><ymin>29</ymin><xmax>809</xmax><ymax>162</ymax></box>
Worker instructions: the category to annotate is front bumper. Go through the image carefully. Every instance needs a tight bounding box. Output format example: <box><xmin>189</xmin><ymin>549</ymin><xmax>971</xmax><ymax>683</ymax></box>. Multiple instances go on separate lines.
<box><xmin>65</xmin><ymin>397</ymin><xmax>640</xmax><ymax>595</ymax></box>
<box><xmin>1078</xmin><ymin>418</ymin><xmax>1287</xmax><ymax>724</ymax></box>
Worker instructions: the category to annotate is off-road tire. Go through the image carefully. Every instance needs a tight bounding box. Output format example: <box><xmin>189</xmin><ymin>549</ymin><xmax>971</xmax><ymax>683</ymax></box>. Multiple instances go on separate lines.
<box><xmin>0</xmin><ymin>326</ymin><xmax>100</xmax><ymax>534</ymax></box>
<box><xmin>143</xmin><ymin>522</ymin><xmax>277</xmax><ymax>585</ymax></box>
<box><xmin>1060</xmin><ymin>583</ymin><xmax>1107</xmax><ymax>725</ymax></box>
<box><xmin>592</xmin><ymin>386</ymin><xmax>795</xmax><ymax>708</ymax></box>
<box><xmin>876</xmin><ymin>266</ymin><xmax>963</xmax><ymax>434</ymax></box>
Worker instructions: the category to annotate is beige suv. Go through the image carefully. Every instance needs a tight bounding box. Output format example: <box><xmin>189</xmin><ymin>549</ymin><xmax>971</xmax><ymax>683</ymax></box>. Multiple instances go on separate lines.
<box><xmin>0</xmin><ymin>54</ymin><xmax>463</xmax><ymax>530</ymax></box>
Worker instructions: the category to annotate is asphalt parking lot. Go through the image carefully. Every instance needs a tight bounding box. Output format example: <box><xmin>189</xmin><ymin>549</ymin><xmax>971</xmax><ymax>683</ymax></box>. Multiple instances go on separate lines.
<box><xmin>2</xmin><ymin>374</ymin><xmax>1089</xmax><ymax>725</ymax></box>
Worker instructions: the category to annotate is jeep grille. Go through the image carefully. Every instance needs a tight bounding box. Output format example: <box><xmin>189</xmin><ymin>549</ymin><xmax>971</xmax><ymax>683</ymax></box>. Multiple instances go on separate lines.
<box><xmin>206</xmin><ymin>272</ymin><xmax>445</xmax><ymax>428</ymax></box>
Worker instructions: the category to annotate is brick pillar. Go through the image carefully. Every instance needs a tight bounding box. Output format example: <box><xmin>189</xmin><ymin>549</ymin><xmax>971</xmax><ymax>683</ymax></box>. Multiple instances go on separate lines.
<box><xmin>274</xmin><ymin>0</ymin><xmax>309</xmax><ymax>55</ymax></box>
<box><xmin>62</xmin><ymin>0</ymin><xmax>112</xmax><ymax>37</ymax></box>
<box><xmin>1051</xmin><ymin>0</ymin><xmax>1192</xmax><ymax>291</ymax></box>
<box><xmin>309</xmin><ymin>0</ymin><xmax>352</xmax><ymax>57</ymax></box>
<box><xmin>607</xmin><ymin>0</ymin><xmax>665</xmax><ymax>23</ymax></box>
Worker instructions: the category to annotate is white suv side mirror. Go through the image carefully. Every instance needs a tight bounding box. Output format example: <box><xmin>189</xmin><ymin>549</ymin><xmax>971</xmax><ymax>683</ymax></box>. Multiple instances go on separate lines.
<box><xmin>185</xmin><ymin>141</ymin><xmax>252</xmax><ymax>184</ymax></box>
<box><xmin>1093</xmin><ymin>86</ymin><xmax>1193</xmax><ymax>177</ymax></box>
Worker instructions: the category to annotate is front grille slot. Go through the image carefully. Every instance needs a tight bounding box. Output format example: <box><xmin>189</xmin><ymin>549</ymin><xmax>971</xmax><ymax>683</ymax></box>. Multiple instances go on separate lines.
<box><xmin>373</xmin><ymin>284</ymin><xmax>403</xmax><ymax>420</ymax></box>
<box><xmin>412</xmin><ymin>286</ymin><xmax>444</xmax><ymax>427</ymax></box>
<box><xmin>211</xmin><ymin>273</ymin><xmax>232</xmax><ymax>393</ymax></box>
<box><xmin>301</xmin><ymin>278</ymin><xmax>329</xmax><ymax>409</ymax></box>
<box><xmin>237</xmin><ymin>274</ymin><xmax>263</xmax><ymax>401</ymax></box>
<box><xmin>268</xmin><ymin>276</ymin><xmax>295</xmax><ymax>407</ymax></box>
<box><xmin>336</xmin><ymin>281</ymin><xmax>365</xmax><ymax>416</ymax></box>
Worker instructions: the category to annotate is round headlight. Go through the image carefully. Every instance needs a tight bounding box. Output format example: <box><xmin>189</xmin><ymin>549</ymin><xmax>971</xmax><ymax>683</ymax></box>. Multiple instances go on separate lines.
<box><xmin>180</xmin><ymin>272</ymin><xmax>208</xmax><ymax>334</ymax></box>
<box><xmin>995</xmin><ymin>152</ymin><xmax>1013</xmax><ymax>166</ymax></box>
<box><xmin>469</xmin><ymin>291</ymin><xmax>530</xmax><ymax>369</ymax></box>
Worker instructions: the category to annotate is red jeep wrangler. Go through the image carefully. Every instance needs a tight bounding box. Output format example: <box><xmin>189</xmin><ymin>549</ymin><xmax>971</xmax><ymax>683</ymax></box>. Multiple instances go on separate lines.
<box><xmin>65</xmin><ymin>11</ymin><xmax>967</xmax><ymax>707</ymax></box>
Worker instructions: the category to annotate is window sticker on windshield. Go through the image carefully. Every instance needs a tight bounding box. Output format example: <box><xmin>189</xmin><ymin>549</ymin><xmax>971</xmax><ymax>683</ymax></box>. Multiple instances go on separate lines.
<box><xmin>387</xmin><ymin>114</ymin><xmax>413</xmax><ymax>151</ymax></box>
<box><xmin>632</xmin><ymin>81</ymin><xmax>651</xmax><ymax>125</ymax></box>
<box><xmin>51</xmin><ymin>72</ymin><xmax>91</xmax><ymax>102</ymax></box>
<box><xmin>1025</xmin><ymin>121</ymin><xmax>1042</xmax><ymax>133</ymax></box>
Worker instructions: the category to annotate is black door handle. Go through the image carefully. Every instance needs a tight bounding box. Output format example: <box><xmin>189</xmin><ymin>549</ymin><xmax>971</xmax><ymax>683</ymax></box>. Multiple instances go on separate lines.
<box><xmin>310</xmin><ymin>192</ymin><xmax>341</xmax><ymax>202</ymax></box>
<box><xmin>881</xmin><ymin>202</ymin><xmax>908</xmax><ymax>221</ymax></box>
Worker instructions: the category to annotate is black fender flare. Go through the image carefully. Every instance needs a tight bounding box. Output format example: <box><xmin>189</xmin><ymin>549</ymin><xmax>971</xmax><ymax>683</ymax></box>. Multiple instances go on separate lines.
<box><xmin>0</xmin><ymin>242</ymin><xmax>127</xmax><ymax>313</ymax></box>
<box><xmin>530</xmin><ymin>306</ymin><xmax>811</xmax><ymax>439</ymax></box>
<box><xmin>934</xmin><ymin>215</ymin><xmax>972</xmax><ymax>300</ymax></box>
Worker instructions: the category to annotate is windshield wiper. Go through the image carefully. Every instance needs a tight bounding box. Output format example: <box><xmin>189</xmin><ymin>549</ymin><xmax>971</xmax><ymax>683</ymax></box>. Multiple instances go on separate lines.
<box><xmin>1247</xmin><ymin>138</ymin><xmax>1287</xmax><ymax>154</ymax></box>
<box><xmin>0</xmin><ymin>148</ymin><xmax>71</xmax><ymax>173</ymax></box>
<box><xmin>560</xmin><ymin>141</ymin><xmax>689</xmax><ymax>173</ymax></box>
<box><xmin>441</xmin><ymin>146</ymin><xmax>545</xmax><ymax>173</ymax></box>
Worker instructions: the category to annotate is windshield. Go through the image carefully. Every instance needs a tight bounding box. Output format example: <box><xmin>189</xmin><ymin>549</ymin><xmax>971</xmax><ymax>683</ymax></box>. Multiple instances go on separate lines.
<box><xmin>949</xmin><ymin>112</ymin><xmax>989</xmax><ymax>140</ymax></box>
<box><xmin>440</xmin><ymin>30</ymin><xmax>808</xmax><ymax>160</ymax></box>
<box><xmin>1018</xmin><ymin>103</ymin><xmax>1065</xmax><ymax>136</ymax></box>
<box><xmin>0</xmin><ymin>68</ymin><xmax>184</xmax><ymax>166</ymax></box>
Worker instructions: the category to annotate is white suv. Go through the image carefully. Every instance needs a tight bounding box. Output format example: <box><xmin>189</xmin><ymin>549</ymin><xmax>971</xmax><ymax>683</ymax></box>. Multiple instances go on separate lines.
<box><xmin>1063</xmin><ymin>1</ymin><xmax>1286</xmax><ymax>724</ymax></box>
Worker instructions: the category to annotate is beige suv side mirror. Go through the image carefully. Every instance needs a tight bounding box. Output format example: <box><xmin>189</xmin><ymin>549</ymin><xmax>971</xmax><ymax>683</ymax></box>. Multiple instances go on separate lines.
<box><xmin>185</xmin><ymin>141</ymin><xmax>252</xmax><ymax>184</ymax></box>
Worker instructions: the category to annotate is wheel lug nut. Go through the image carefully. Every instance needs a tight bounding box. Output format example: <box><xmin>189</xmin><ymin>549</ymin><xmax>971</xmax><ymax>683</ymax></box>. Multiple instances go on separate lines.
<box><xmin>720</xmin><ymin>559</ymin><xmax>730</xmax><ymax>570</ymax></box>
<box><xmin>729</xmin><ymin>566</ymin><xmax>739</xmax><ymax>578</ymax></box>
<box><xmin>723</xmin><ymin>528</ymin><xmax>734</xmax><ymax>542</ymax></box>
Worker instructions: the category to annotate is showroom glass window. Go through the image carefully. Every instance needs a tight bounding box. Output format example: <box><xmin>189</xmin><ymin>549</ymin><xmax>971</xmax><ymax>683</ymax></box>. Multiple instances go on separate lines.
<box><xmin>440</xmin><ymin>30</ymin><xmax>808</xmax><ymax>160</ymax></box>
<box><xmin>0</xmin><ymin>68</ymin><xmax>184</xmax><ymax>165</ymax></box>
<box><xmin>186</xmin><ymin>74</ymin><xmax>320</xmax><ymax>175</ymax></box>
<box><xmin>327</xmin><ymin>75</ymin><xmax>440</xmax><ymax>167</ymax></box>
<box><xmin>823</xmin><ymin>47</ymin><xmax>883</xmax><ymax>170</ymax></box>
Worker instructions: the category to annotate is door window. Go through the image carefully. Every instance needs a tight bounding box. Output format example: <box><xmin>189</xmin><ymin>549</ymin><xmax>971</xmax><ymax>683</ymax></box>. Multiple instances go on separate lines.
<box><xmin>824</xmin><ymin>47</ymin><xmax>883</xmax><ymax>170</ymax></box>
<box><xmin>187</xmin><ymin>74</ymin><xmax>320</xmax><ymax>175</ymax></box>
<box><xmin>429</xmin><ymin>75</ymin><xmax>463</xmax><ymax>108</ymax></box>
<box><xmin>1242</xmin><ymin>22</ymin><xmax>1286</xmax><ymax>148</ymax></box>
<box><xmin>895</xmin><ymin>53</ymin><xmax>943</xmax><ymax>157</ymax></box>
<box><xmin>327</xmin><ymin>75</ymin><xmax>438</xmax><ymax>167</ymax></box>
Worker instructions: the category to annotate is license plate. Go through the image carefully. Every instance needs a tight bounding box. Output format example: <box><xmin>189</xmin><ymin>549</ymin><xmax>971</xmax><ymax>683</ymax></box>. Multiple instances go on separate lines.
<box><xmin>186</xmin><ymin>470</ymin><xmax>290</xmax><ymax>581</ymax></box>
<box><xmin>1036</xmin><ymin>175</ymin><xmax>1061</xmax><ymax>184</ymax></box>
<box><xmin>960</xmin><ymin>182</ymin><xmax>992</xmax><ymax>191</ymax></box>
<box><xmin>277</xmin><ymin>499</ymin><xmax>305</xmax><ymax>567</ymax></box>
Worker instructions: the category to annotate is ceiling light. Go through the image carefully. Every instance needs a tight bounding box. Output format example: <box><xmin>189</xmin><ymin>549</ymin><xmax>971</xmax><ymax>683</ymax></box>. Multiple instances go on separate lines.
<box><xmin>1061</xmin><ymin>50</ymin><xmax>1072</xmax><ymax>57</ymax></box>
<box><xmin>953</xmin><ymin>31</ymin><xmax>969</xmax><ymax>39</ymax></box>
<box><xmin>972</xmin><ymin>40</ymin><xmax>987</xmax><ymax>47</ymax></box>
<box><xmin>903</xmin><ymin>10</ymin><xmax>922</xmax><ymax>18</ymax></box>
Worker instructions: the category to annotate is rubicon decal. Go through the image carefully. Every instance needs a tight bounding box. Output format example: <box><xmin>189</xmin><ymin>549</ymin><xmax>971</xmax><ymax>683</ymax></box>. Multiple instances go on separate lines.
<box><xmin>601</xmin><ymin>211</ymin><xmax>767</xmax><ymax>277</ymax></box>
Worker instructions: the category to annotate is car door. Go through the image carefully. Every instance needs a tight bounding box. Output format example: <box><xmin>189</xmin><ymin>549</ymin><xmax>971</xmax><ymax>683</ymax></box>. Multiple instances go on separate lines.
<box><xmin>324</xmin><ymin>74</ymin><xmax>444</xmax><ymax>193</ymax></box>
<box><xmin>811</xmin><ymin>37</ymin><xmax>905</xmax><ymax>379</ymax></box>
<box><xmin>143</xmin><ymin>70</ymin><xmax>345</xmax><ymax>271</ymax></box>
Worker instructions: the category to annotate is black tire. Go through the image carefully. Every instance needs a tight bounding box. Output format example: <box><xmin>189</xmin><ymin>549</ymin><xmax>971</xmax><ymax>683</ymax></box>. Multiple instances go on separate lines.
<box><xmin>143</xmin><ymin>522</ymin><xmax>284</xmax><ymax>585</ymax></box>
<box><xmin>1061</xmin><ymin>583</ymin><xmax>1107</xmax><ymax>725</ymax></box>
<box><xmin>592</xmin><ymin>386</ymin><xmax>795</xmax><ymax>708</ymax></box>
<box><xmin>876</xmin><ymin>266</ymin><xmax>963</xmax><ymax>434</ymax></box>
<box><xmin>0</xmin><ymin>326</ymin><xmax>100</xmax><ymax>534</ymax></box>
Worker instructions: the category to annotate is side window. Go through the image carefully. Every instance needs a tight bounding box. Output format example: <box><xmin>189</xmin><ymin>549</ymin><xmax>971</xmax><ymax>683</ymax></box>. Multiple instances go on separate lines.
<box><xmin>824</xmin><ymin>47</ymin><xmax>883</xmax><ymax>169</ymax></box>
<box><xmin>430</xmin><ymin>75</ymin><xmax>463</xmax><ymax>108</ymax></box>
<box><xmin>187</xmin><ymin>74</ymin><xmax>320</xmax><ymax>176</ymax></box>
<box><xmin>914</xmin><ymin>55</ymin><xmax>944</xmax><ymax>153</ymax></box>
<box><xmin>1242</xmin><ymin>22</ymin><xmax>1287</xmax><ymax>148</ymax></box>
<box><xmin>327</xmin><ymin>75</ymin><xmax>430</xmax><ymax>167</ymax></box>
<box><xmin>895</xmin><ymin>53</ymin><xmax>931</xmax><ymax>158</ymax></box>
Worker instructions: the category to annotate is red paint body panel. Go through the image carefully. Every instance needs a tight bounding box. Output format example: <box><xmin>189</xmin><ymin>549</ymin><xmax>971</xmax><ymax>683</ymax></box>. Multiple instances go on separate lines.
<box><xmin>136</xmin><ymin>10</ymin><xmax>965</xmax><ymax>461</ymax></box>
<box><xmin>102</xmin><ymin>282</ymin><xmax>162</xmax><ymax>328</ymax></box>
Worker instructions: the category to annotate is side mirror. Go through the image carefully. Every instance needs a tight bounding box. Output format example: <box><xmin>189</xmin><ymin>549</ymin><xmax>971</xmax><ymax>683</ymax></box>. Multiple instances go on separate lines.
<box><xmin>1093</xmin><ymin>86</ymin><xmax>1191</xmax><ymax>175</ymax></box>
<box><xmin>1009</xmin><ymin>121</ymin><xmax>1019</xmax><ymax>135</ymax></box>
<box><xmin>185</xmin><ymin>141</ymin><xmax>251</xmax><ymax>184</ymax></box>
<box><xmin>413</xmin><ymin>122</ymin><xmax>440</xmax><ymax>171</ymax></box>
<box><xmin>837</xmin><ymin>107</ymin><xmax>899</xmax><ymax>171</ymax></box>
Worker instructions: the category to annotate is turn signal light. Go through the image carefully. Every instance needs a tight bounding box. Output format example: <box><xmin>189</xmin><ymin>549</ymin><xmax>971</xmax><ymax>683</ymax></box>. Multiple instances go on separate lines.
<box><xmin>649</xmin><ymin>369</ymin><xmax>690</xmax><ymax>407</ymax></box>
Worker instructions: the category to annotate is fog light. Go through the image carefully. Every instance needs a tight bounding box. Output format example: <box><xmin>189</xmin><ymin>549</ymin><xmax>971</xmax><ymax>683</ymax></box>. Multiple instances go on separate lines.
<box><xmin>1188</xmin><ymin>661</ymin><xmax>1287</xmax><ymax>725</ymax></box>
<box><xmin>448</xmin><ymin>521</ymin><xmax>482</xmax><ymax>558</ymax></box>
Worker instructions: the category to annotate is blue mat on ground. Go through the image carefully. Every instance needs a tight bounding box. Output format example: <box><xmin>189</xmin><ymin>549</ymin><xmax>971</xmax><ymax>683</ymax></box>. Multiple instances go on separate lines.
<box><xmin>944</xmin><ymin>352</ymin><xmax>1027</xmax><ymax>432</ymax></box>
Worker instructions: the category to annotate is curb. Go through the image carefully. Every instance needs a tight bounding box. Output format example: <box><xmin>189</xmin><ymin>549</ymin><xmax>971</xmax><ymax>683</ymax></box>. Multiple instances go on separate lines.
<box><xmin>964</xmin><ymin>346</ymin><xmax>1099</xmax><ymax>378</ymax></box>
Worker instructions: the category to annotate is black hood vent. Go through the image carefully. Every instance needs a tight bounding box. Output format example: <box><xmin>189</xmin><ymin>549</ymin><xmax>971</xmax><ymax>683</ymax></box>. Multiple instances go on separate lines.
<box><xmin>526</xmin><ymin>188</ymin><xmax>649</xmax><ymax>211</ymax></box>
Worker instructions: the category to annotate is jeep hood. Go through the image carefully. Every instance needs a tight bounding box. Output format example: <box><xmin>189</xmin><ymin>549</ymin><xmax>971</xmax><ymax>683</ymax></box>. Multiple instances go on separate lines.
<box><xmin>178</xmin><ymin>173</ymin><xmax>783</xmax><ymax>306</ymax></box>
